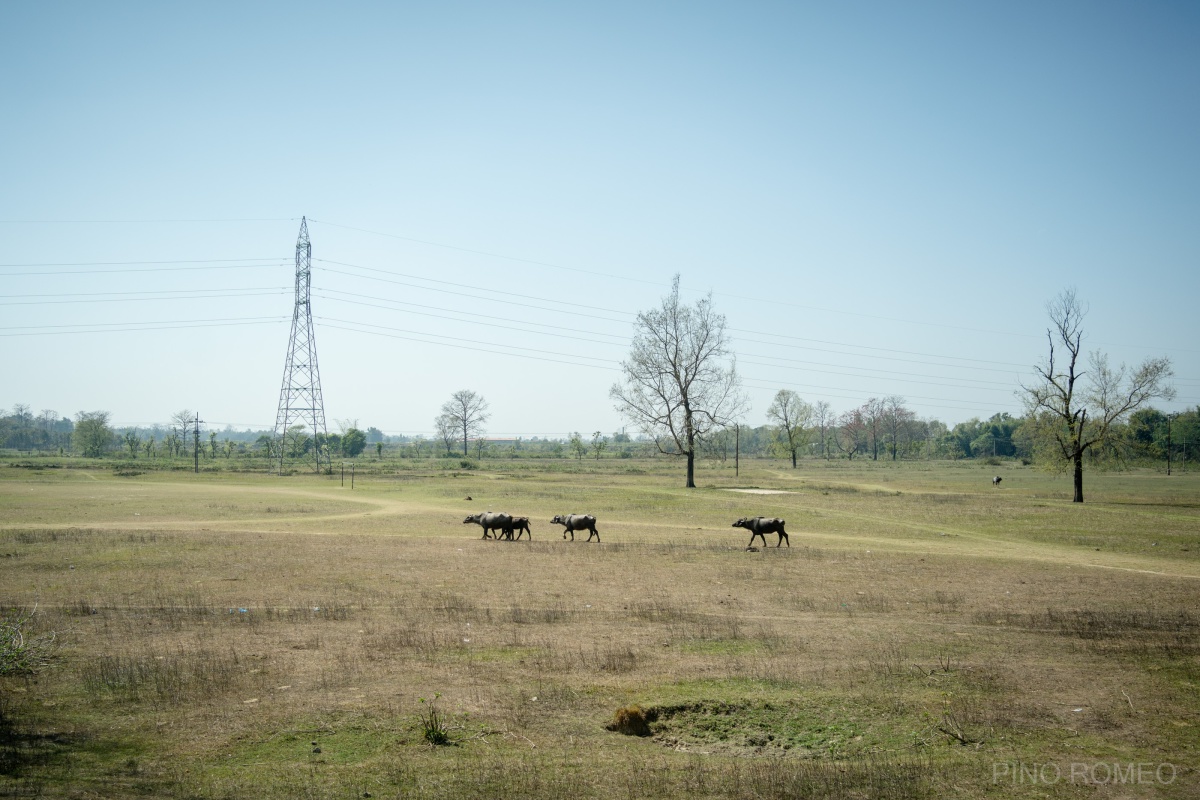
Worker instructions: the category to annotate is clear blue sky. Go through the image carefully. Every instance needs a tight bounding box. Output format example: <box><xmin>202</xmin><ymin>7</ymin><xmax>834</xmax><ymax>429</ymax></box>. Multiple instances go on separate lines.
<box><xmin>2</xmin><ymin>1</ymin><xmax>1197</xmax><ymax>438</ymax></box>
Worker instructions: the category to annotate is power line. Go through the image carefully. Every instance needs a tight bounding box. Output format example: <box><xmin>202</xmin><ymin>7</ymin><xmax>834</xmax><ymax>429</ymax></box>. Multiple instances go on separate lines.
<box><xmin>310</xmin><ymin>217</ymin><xmax>1200</xmax><ymax>355</ymax></box>
<box><xmin>740</xmin><ymin>378</ymin><xmax>1019</xmax><ymax>415</ymax></box>
<box><xmin>307</xmin><ymin>217</ymin><xmax>667</xmax><ymax>289</ymax></box>
<box><xmin>320</xmin><ymin>317</ymin><xmax>621</xmax><ymax>366</ymax></box>
<box><xmin>0</xmin><ymin>262</ymin><xmax>289</xmax><ymax>277</ymax></box>
<box><xmin>314</xmin><ymin>257</ymin><xmax>1036</xmax><ymax>371</ymax></box>
<box><xmin>736</xmin><ymin>358</ymin><xmax>1018</xmax><ymax>393</ymax></box>
<box><xmin>316</xmin><ymin>258</ymin><xmax>636</xmax><ymax>318</ymax></box>
<box><xmin>727</xmin><ymin>327</ymin><xmax>1029</xmax><ymax>368</ymax></box>
<box><xmin>316</xmin><ymin>292</ymin><xmax>631</xmax><ymax>348</ymax></box>
<box><xmin>0</xmin><ymin>317</ymin><xmax>287</xmax><ymax>337</ymax></box>
<box><xmin>316</xmin><ymin>318</ymin><xmax>1029</xmax><ymax>411</ymax></box>
<box><xmin>0</xmin><ymin>290</ymin><xmax>288</xmax><ymax>306</ymax></box>
<box><xmin>3</xmin><ymin>242</ymin><xmax>1169</xmax><ymax>378</ymax></box>
<box><xmin>0</xmin><ymin>257</ymin><xmax>286</xmax><ymax>268</ymax></box>
<box><xmin>318</xmin><ymin>292</ymin><xmax>1023</xmax><ymax>393</ymax></box>
<box><xmin>318</xmin><ymin>320</ymin><xmax>623</xmax><ymax>371</ymax></box>
<box><xmin>0</xmin><ymin>218</ymin><xmax>296</xmax><ymax>223</ymax></box>
<box><xmin>2</xmin><ymin>286</ymin><xmax>286</xmax><ymax>299</ymax></box>
<box><xmin>310</xmin><ymin>216</ymin><xmax>1021</xmax><ymax>338</ymax></box>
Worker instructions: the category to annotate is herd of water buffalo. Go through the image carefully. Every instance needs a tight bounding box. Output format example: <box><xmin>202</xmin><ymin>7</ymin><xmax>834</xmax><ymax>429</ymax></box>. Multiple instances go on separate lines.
<box><xmin>462</xmin><ymin>512</ymin><xmax>790</xmax><ymax>547</ymax></box>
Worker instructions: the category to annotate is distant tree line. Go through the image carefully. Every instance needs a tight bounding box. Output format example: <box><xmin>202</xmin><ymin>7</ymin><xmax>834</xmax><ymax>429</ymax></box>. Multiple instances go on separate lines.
<box><xmin>3</xmin><ymin>402</ymin><xmax>1196</xmax><ymax>469</ymax></box>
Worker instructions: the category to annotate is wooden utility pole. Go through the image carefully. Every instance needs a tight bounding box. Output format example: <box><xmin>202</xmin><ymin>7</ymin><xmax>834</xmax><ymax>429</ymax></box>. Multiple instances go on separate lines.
<box><xmin>735</xmin><ymin>424</ymin><xmax>740</xmax><ymax>478</ymax></box>
<box><xmin>192</xmin><ymin>413</ymin><xmax>204</xmax><ymax>474</ymax></box>
<box><xmin>1167</xmin><ymin>413</ymin><xmax>1175</xmax><ymax>476</ymax></box>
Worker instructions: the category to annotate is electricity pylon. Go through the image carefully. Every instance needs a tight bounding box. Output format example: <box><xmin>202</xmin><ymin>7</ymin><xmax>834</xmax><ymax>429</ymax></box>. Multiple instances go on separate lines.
<box><xmin>272</xmin><ymin>217</ymin><xmax>330</xmax><ymax>473</ymax></box>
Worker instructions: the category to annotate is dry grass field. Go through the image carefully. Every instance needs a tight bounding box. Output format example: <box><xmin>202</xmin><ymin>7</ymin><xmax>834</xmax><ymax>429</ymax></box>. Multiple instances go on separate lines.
<box><xmin>1</xmin><ymin>458</ymin><xmax>1197</xmax><ymax>798</ymax></box>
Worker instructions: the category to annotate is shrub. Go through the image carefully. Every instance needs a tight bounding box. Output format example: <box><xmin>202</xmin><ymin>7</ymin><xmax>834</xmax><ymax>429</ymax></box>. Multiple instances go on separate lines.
<box><xmin>418</xmin><ymin>693</ymin><xmax>451</xmax><ymax>745</ymax></box>
<box><xmin>606</xmin><ymin>705</ymin><xmax>652</xmax><ymax>736</ymax></box>
<box><xmin>0</xmin><ymin>606</ymin><xmax>56</xmax><ymax>675</ymax></box>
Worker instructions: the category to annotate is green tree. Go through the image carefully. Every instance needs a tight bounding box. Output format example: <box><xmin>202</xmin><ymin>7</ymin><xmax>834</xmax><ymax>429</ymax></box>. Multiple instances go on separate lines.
<box><xmin>284</xmin><ymin>424</ymin><xmax>310</xmax><ymax>458</ymax></box>
<box><xmin>124</xmin><ymin>431</ymin><xmax>140</xmax><ymax>458</ymax></box>
<box><xmin>342</xmin><ymin>428</ymin><xmax>367</xmax><ymax>457</ymax></box>
<box><xmin>591</xmin><ymin>431</ymin><xmax>608</xmax><ymax>459</ymax></box>
<box><xmin>569</xmin><ymin>432</ymin><xmax>587</xmax><ymax>461</ymax></box>
<box><xmin>1020</xmin><ymin>289</ymin><xmax>1174</xmax><ymax>503</ymax></box>
<box><xmin>1125</xmin><ymin>408</ymin><xmax>1168</xmax><ymax>458</ymax></box>
<box><xmin>766</xmin><ymin>390</ymin><xmax>813</xmax><ymax>467</ymax></box>
<box><xmin>75</xmin><ymin>411</ymin><xmax>114</xmax><ymax>458</ymax></box>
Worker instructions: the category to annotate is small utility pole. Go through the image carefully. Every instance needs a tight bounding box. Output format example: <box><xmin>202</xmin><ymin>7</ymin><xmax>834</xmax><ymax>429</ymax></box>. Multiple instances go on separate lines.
<box><xmin>192</xmin><ymin>413</ymin><xmax>204</xmax><ymax>474</ymax></box>
<box><xmin>1167</xmin><ymin>413</ymin><xmax>1175</xmax><ymax>476</ymax></box>
<box><xmin>735</xmin><ymin>424</ymin><xmax>740</xmax><ymax>478</ymax></box>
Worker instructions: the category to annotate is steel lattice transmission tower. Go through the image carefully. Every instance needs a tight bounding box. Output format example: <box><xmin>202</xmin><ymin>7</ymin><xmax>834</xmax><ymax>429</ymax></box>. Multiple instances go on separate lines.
<box><xmin>273</xmin><ymin>217</ymin><xmax>330</xmax><ymax>473</ymax></box>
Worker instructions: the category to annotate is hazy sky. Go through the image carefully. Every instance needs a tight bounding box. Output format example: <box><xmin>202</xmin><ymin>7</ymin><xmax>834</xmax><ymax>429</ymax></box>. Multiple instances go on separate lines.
<box><xmin>2</xmin><ymin>1</ymin><xmax>1197</xmax><ymax>438</ymax></box>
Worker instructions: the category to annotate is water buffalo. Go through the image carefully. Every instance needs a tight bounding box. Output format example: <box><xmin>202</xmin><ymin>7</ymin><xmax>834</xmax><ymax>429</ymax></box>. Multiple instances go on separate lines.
<box><xmin>551</xmin><ymin>514</ymin><xmax>600</xmax><ymax>542</ymax></box>
<box><xmin>463</xmin><ymin>511</ymin><xmax>513</xmax><ymax>540</ymax></box>
<box><xmin>992</xmin><ymin>476</ymin><xmax>1002</xmax><ymax>487</ymax></box>
<box><xmin>504</xmin><ymin>516</ymin><xmax>532</xmax><ymax>541</ymax></box>
<box><xmin>732</xmin><ymin>517</ymin><xmax>789</xmax><ymax>547</ymax></box>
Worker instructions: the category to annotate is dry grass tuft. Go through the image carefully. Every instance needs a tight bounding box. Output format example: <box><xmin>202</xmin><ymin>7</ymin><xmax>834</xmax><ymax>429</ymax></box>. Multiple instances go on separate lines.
<box><xmin>607</xmin><ymin>705</ymin><xmax>653</xmax><ymax>736</ymax></box>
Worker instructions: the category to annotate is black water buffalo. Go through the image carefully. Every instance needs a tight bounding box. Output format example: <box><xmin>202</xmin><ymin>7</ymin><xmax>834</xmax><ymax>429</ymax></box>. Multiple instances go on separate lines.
<box><xmin>732</xmin><ymin>517</ymin><xmax>789</xmax><ymax>547</ymax></box>
<box><xmin>505</xmin><ymin>516</ymin><xmax>532</xmax><ymax>541</ymax></box>
<box><xmin>551</xmin><ymin>514</ymin><xmax>600</xmax><ymax>542</ymax></box>
<box><xmin>992</xmin><ymin>476</ymin><xmax>1002</xmax><ymax>487</ymax></box>
<box><xmin>463</xmin><ymin>511</ymin><xmax>513</xmax><ymax>540</ymax></box>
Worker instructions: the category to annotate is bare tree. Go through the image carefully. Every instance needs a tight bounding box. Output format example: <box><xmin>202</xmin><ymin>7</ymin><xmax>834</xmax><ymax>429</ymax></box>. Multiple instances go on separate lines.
<box><xmin>434</xmin><ymin>413</ymin><xmax>457</xmax><ymax>457</ymax></box>
<box><xmin>766</xmin><ymin>389</ymin><xmax>813</xmax><ymax>467</ymax></box>
<box><xmin>1020</xmin><ymin>289</ymin><xmax>1174</xmax><ymax>503</ymax></box>
<box><xmin>439</xmin><ymin>390</ymin><xmax>489</xmax><ymax>456</ymax></box>
<box><xmin>11</xmin><ymin>404</ymin><xmax>33</xmax><ymax>451</ymax></box>
<box><xmin>880</xmin><ymin>396</ymin><xmax>916</xmax><ymax>461</ymax></box>
<box><xmin>610</xmin><ymin>275</ymin><xmax>746</xmax><ymax>488</ymax></box>
<box><xmin>813</xmin><ymin>401</ymin><xmax>834</xmax><ymax>459</ymax></box>
<box><xmin>860</xmin><ymin>397</ymin><xmax>884</xmax><ymax>460</ymax></box>
<box><xmin>834</xmin><ymin>408</ymin><xmax>866</xmax><ymax>459</ymax></box>
<box><xmin>170</xmin><ymin>409</ymin><xmax>193</xmax><ymax>458</ymax></box>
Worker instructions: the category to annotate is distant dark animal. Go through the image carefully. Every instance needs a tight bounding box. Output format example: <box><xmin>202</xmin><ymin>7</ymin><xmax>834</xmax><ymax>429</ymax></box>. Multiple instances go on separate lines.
<box><xmin>504</xmin><ymin>516</ymin><xmax>532</xmax><ymax>541</ymax></box>
<box><xmin>463</xmin><ymin>511</ymin><xmax>513</xmax><ymax>540</ymax></box>
<box><xmin>732</xmin><ymin>517</ymin><xmax>789</xmax><ymax>548</ymax></box>
<box><xmin>465</xmin><ymin>496</ymin><xmax>472</xmax><ymax>501</ymax></box>
<box><xmin>551</xmin><ymin>514</ymin><xmax>600</xmax><ymax>542</ymax></box>
<box><xmin>992</xmin><ymin>476</ymin><xmax>1002</xmax><ymax>487</ymax></box>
